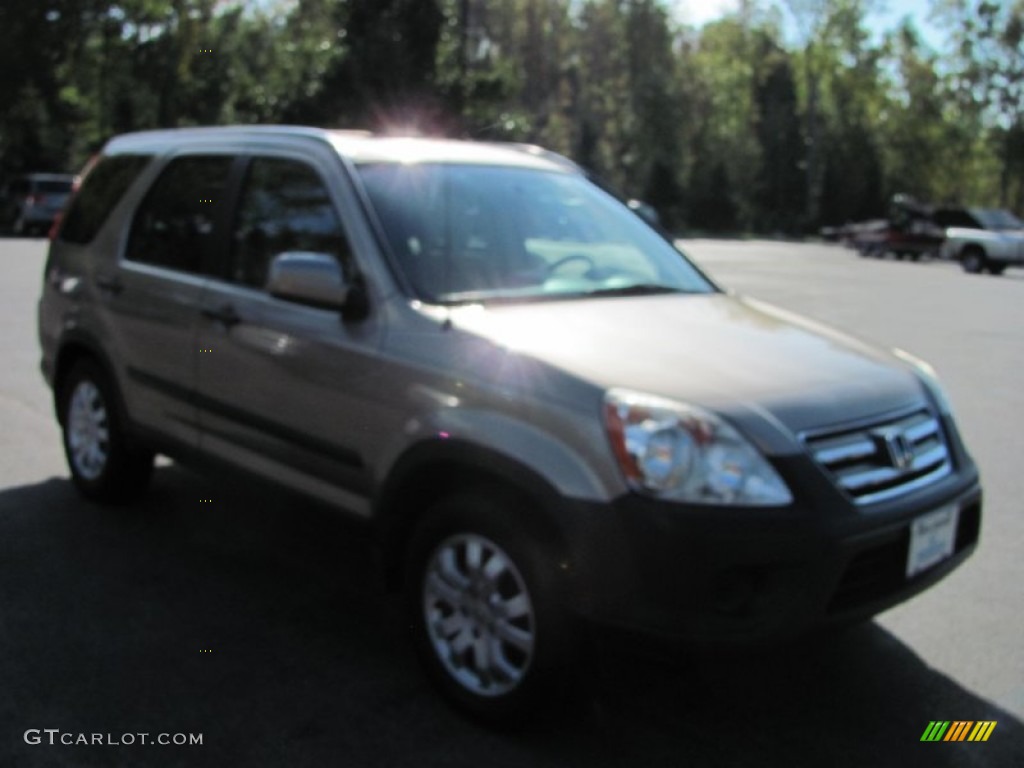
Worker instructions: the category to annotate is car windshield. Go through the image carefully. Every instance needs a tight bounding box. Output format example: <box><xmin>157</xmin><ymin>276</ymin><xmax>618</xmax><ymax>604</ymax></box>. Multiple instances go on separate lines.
<box><xmin>356</xmin><ymin>163</ymin><xmax>714</xmax><ymax>304</ymax></box>
<box><xmin>970</xmin><ymin>208</ymin><xmax>1023</xmax><ymax>230</ymax></box>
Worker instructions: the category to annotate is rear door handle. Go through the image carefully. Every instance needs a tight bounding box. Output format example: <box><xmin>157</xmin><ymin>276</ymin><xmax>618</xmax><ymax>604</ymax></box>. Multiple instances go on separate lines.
<box><xmin>94</xmin><ymin>272</ymin><xmax>124</xmax><ymax>296</ymax></box>
<box><xmin>202</xmin><ymin>303</ymin><xmax>242</xmax><ymax>327</ymax></box>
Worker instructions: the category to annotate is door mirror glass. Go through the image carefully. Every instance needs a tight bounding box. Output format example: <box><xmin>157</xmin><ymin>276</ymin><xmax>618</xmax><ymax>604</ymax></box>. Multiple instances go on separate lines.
<box><xmin>267</xmin><ymin>252</ymin><xmax>349</xmax><ymax>309</ymax></box>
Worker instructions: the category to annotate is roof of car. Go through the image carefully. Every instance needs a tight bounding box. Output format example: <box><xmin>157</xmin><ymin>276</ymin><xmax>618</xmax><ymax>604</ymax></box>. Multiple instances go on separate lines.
<box><xmin>103</xmin><ymin>125</ymin><xmax>578</xmax><ymax>173</ymax></box>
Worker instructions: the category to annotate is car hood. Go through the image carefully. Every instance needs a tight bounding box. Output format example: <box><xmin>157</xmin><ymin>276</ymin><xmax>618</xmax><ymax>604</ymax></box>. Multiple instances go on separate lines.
<box><xmin>947</xmin><ymin>226</ymin><xmax>1024</xmax><ymax>241</ymax></box>
<box><xmin>446</xmin><ymin>293</ymin><xmax>925</xmax><ymax>439</ymax></box>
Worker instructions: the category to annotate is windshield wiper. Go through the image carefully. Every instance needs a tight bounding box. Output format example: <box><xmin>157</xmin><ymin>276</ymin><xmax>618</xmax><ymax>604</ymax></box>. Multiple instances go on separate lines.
<box><xmin>578</xmin><ymin>283</ymin><xmax>692</xmax><ymax>298</ymax></box>
<box><xmin>435</xmin><ymin>283</ymin><xmax>698</xmax><ymax>306</ymax></box>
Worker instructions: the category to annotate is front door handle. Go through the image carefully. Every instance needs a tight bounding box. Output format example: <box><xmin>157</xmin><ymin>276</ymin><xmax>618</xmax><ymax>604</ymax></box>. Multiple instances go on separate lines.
<box><xmin>201</xmin><ymin>303</ymin><xmax>242</xmax><ymax>327</ymax></box>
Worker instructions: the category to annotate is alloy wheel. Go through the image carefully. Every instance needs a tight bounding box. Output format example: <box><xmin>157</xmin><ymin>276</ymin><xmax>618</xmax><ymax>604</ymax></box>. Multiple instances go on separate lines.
<box><xmin>67</xmin><ymin>380</ymin><xmax>110</xmax><ymax>481</ymax></box>
<box><xmin>422</xmin><ymin>533</ymin><xmax>536</xmax><ymax>698</ymax></box>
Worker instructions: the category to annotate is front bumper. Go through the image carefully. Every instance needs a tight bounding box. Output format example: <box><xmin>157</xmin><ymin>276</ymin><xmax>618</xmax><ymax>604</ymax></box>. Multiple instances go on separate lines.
<box><xmin>552</xmin><ymin>457</ymin><xmax>982</xmax><ymax>644</ymax></box>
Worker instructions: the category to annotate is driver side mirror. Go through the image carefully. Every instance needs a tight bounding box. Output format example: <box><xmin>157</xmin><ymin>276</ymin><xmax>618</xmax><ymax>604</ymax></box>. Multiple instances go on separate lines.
<box><xmin>267</xmin><ymin>252</ymin><xmax>367</xmax><ymax>320</ymax></box>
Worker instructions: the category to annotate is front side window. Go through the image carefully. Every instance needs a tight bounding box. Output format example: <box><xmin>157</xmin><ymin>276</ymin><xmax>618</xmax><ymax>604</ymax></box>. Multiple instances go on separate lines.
<box><xmin>230</xmin><ymin>157</ymin><xmax>353</xmax><ymax>289</ymax></box>
<box><xmin>357</xmin><ymin>163</ymin><xmax>714</xmax><ymax>304</ymax></box>
<box><xmin>126</xmin><ymin>155</ymin><xmax>233</xmax><ymax>272</ymax></box>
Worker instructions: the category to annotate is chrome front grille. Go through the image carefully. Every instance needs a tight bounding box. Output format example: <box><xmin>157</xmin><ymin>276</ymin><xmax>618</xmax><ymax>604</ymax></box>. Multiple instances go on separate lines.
<box><xmin>803</xmin><ymin>407</ymin><xmax>952</xmax><ymax>506</ymax></box>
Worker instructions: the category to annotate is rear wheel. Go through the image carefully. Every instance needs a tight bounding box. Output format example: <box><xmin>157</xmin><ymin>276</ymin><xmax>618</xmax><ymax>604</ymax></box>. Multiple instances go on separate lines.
<box><xmin>987</xmin><ymin>262</ymin><xmax>1006</xmax><ymax>276</ymax></box>
<box><xmin>407</xmin><ymin>491</ymin><xmax>569</xmax><ymax>725</ymax></box>
<box><xmin>60</xmin><ymin>359</ymin><xmax>153</xmax><ymax>503</ymax></box>
<box><xmin>961</xmin><ymin>246</ymin><xmax>987</xmax><ymax>274</ymax></box>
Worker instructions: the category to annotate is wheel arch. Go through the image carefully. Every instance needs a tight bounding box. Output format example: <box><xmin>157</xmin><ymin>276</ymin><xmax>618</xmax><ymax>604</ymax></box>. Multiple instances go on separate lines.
<box><xmin>959</xmin><ymin>242</ymin><xmax>986</xmax><ymax>259</ymax></box>
<box><xmin>374</xmin><ymin>439</ymin><xmax>572</xmax><ymax>591</ymax></box>
<box><xmin>53</xmin><ymin>331</ymin><xmax>127</xmax><ymax>428</ymax></box>
<box><xmin>957</xmin><ymin>242</ymin><xmax>990</xmax><ymax>274</ymax></box>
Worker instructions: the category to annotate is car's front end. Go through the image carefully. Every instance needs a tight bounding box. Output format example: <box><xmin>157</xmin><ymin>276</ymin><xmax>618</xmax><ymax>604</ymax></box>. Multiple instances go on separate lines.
<box><xmin>556</xmin><ymin>396</ymin><xmax>980</xmax><ymax>643</ymax></box>
<box><xmin>437</xmin><ymin>291</ymin><xmax>982</xmax><ymax>644</ymax></box>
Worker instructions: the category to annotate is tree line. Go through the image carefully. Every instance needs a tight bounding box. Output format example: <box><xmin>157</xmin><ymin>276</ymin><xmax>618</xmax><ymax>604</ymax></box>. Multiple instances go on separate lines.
<box><xmin>1</xmin><ymin>0</ymin><xmax>1021</xmax><ymax>233</ymax></box>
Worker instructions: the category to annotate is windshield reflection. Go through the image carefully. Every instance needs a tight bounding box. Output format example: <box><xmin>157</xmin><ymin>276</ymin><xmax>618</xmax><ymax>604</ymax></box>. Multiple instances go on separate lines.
<box><xmin>971</xmin><ymin>208</ymin><xmax>1024</xmax><ymax>231</ymax></box>
<box><xmin>357</xmin><ymin>163</ymin><xmax>713</xmax><ymax>304</ymax></box>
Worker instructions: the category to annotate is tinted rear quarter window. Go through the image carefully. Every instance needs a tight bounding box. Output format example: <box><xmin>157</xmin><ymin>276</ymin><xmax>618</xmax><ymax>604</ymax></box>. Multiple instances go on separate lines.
<box><xmin>60</xmin><ymin>155</ymin><xmax>152</xmax><ymax>244</ymax></box>
<box><xmin>126</xmin><ymin>155</ymin><xmax>233</xmax><ymax>273</ymax></box>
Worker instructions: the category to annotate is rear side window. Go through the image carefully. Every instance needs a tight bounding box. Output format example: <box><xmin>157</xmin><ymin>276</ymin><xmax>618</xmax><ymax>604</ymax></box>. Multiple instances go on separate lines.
<box><xmin>60</xmin><ymin>155</ymin><xmax>151</xmax><ymax>244</ymax></box>
<box><xmin>126</xmin><ymin>155</ymin><xmax>233</xmax><ymax>273</ymax></box>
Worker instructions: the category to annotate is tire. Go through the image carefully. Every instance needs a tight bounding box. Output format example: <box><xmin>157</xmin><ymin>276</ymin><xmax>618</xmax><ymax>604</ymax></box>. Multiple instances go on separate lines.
<box><xmin>407</xmin><ymin>491</ymin><xmax>569</xmax><ymax>725</ymax></box>
<box><xmin>988</xmin><ymin>263</ymin><xmax>1006</xmax><ymax>276</ymax></box>
<box><xmin>961</xmin><ymin>247</ymin><xmax>987</xmax><ymax>274</ymax></box>
<box><xmin>60</xmin><ymin>359</ymin><xmax>153</xmax><ymax>503</ymax></box>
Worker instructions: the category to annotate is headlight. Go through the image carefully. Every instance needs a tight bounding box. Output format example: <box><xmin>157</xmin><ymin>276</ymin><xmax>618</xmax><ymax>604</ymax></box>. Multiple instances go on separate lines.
<box><xmin>892</xmin><ymin>348</ymin><xmax>954</xmax><ymax>415</ymax></box>
<box><xmin>603</xmin><ymin>389</ymin><xmax>792</xmax><ymax>506</ymax></box>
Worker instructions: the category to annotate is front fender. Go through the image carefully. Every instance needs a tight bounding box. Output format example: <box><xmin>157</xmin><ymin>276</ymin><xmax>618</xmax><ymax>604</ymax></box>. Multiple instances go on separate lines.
<box><xmin>946</xmin><ymin>229</ymin><xmax>1015</xmax><ymax>259</ymax></box>
<box><xmin>377</xmin><ymin>406</ymin><xmax>619</xmax><ymax>503</ymax></box>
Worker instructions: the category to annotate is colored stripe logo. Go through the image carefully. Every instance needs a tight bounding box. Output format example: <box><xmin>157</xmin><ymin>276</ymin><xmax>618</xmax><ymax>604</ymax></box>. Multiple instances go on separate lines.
<box><xmin>921</xmin><ymin>721</ymin><xmax>996</xmax><ymax>742</ymax></box>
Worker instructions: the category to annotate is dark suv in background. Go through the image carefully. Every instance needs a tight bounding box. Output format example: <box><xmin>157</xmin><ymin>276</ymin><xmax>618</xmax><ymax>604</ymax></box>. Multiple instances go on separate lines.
<box><xmin>1</xmin><ymin>172</ymin><xmax>75</xmax><ymax>236</ymax></box>
<box><xmin>38</xmin><ymin>126</ymin><xmax>982</xmax><ymax>722</ymax></box>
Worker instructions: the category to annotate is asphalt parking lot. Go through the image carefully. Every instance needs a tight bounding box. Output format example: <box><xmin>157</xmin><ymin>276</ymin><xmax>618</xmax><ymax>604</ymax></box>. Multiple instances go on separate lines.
<box><xmin>1</xmin><ymin>237</ymin><xmax>1021</xmax><ymax>767</ymax></box>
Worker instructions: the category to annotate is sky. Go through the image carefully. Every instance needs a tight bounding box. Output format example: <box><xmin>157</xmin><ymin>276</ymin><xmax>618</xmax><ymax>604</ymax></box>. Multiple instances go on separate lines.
<box><xmin>671</xmin><ymin>0</ymin><xmax>944</xmax><ymax>49</ymax></box>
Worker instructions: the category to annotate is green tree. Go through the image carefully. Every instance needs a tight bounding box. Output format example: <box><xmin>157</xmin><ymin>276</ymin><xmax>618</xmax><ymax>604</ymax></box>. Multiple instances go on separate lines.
<box><xmin>937</xmin><ymin>0</ymin><xmax>1024</xmax><ymax>208</ymax></box>
<box><xmin>753</xmin><ymin>41</ymin><xmax>805</xmax><ymax>232</ymax></box>
<box><xmin>876</xmin><ymin>21</ymin><xmax>970</xmax><ymax>205</ymax></box>
<box><xmin>687</xmin><ymin>9</ymin><xmax>789</xmax><ymax>231</ymax></box>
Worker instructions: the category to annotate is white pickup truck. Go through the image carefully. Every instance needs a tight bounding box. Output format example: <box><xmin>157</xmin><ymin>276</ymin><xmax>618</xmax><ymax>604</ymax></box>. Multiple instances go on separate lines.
<box><xmin>938</xmin><ymin>207</ymin><xmax>1024</xmax><ymax>275</ymax></box>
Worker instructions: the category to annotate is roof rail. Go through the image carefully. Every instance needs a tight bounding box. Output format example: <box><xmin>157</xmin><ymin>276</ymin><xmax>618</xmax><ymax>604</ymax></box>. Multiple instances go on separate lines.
<box><xmin>487</xmin><ymin>142</ymin><xmax>581</xmax><ymax>173</ymax></box>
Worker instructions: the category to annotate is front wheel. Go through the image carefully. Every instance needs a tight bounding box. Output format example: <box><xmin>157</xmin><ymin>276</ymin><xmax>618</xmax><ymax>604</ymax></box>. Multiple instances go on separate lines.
<box><xmin>407</xmin><ymin>492</ymin><xmax>569</xmax><ymax>724</ymax></box>
<box><xmin>961</xmin><ymin>247</ymin><xmax>987</xmax><ymax>274</ymax></box>
<box><xmin>987</xmin><ymin>262</ymin><xmax>1006</xmax><ymax>276</ymax></box>
<box><xmin>60</xmin><ymin>359</ymin><xmax>153</xmax><ymax>503</ymax></box>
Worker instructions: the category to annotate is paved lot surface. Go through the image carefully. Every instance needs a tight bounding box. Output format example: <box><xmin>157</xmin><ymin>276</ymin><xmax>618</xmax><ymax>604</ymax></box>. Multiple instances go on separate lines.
<box><xmin>1</xmin><ymin>236</ymin><xmax>1021</xmax><ymax>766</ymax></box>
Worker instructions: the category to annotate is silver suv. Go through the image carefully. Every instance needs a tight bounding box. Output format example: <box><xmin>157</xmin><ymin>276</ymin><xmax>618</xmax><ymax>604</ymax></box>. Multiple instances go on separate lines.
<box><xmin>38</xmin><ymin>126</ymin><xmax>982</xmax><ymax>722</ymax></box>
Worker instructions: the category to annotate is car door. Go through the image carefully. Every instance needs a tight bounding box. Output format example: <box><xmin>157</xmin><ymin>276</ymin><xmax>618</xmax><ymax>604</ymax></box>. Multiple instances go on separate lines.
<box><xmin>195</xmin><ymin>153</ymin><xmax>386</xmax><ymax>516</ymax></box>
<box><xmin>109</xmin><ymin>153</ymin><xmax>236</xmax><ymax>448</ymax></box>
